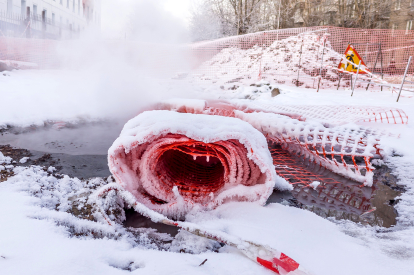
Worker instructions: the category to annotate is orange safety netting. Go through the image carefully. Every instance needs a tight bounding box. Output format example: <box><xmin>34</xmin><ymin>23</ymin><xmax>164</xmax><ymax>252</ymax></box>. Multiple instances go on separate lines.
<box><xmin>1</xmin><ymin>26</ymin><xmax>413</xmax><ymax>92</ymax></box>
<box><xmin>157</xmin><ymin>100</ymin><xmax>399</xmax><ymax>185</ymax></box>
<box><xmin>237</xmin><ymin>103</ymin><xmax>409</xmax><ymax>125</ymax></box>
<box><xmin>270</xmin><ymin>143</ymin><xmax>373</xmax><ymax>216</ymax></box>
<box><xmin>108</xmin><ymin>110</ymin><xmax>276</xmax><ymax>218</ymax></box>
<box><xmin>107</xmin><ymin>99</ymin><xmax>401</xmax><ymax>218</ymax></box>
<box><xmin>136</xmin><ymin>134</ymin><xmax>264</xmax><ymax>204</ymax></box>
<box><xmin>189</xmin><ymin>26</ymin><xmax>414</xmax><ymax>91</ymax></box>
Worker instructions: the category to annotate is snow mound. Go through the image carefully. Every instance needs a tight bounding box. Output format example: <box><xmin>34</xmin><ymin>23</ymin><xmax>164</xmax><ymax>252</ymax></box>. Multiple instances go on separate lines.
<box><xmin>191</xmin><ymin>33</ymin><xmax>341</xmax><ymax>88</ymax></box>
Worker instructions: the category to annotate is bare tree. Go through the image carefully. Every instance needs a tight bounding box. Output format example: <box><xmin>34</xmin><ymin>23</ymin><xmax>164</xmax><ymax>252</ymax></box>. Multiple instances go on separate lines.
<box><xmin>190</xmin><ymin>0</ymin><xmax>413</xmax><ymax>40</ymax></box>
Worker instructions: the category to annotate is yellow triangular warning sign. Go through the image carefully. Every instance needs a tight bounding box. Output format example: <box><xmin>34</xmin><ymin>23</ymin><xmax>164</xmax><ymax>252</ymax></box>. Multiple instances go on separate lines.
<box><xmin>338</xmin><ymin>45</ymin><xmax>370</xmax><ymax>74</ymax></box>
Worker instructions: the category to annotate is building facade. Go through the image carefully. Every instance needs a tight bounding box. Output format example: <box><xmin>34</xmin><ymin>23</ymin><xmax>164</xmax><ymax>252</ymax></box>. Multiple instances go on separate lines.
<box><xmin>289</xmin><ymin>0</ymin><xmax>414</xmax><ymax>32</ymax></box>
<box><xmin>0</xmin><ymin>0</ymin><xmax>101</xmax><ymax>39</ymax></box>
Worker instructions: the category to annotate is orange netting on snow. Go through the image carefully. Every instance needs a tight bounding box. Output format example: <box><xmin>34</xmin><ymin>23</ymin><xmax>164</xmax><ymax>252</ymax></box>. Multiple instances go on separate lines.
<box><xmin>137</xmin><ymin>134</ymin><xmax>264</xmax><ymax>204</ymax></box>
<box><xmin>270</xmin><ymin>143</ymin><xmax>373</xmax><ymax>216</ymax></box>
<box><xmin>156</xmin><ymin>99</ymin><xmax>409</xmax><ymax>185</ymax></box>
<box><xmin>107</xmin><ymin>99</ymin><xmax>405</xmax><ymax>217</ymax></box>
<box><xmin>239</xmin><ymin>103</ymin><xmax>409</xmax><ymax>125</ymax></box>
<box><xmin>108</xmin><ymin>110</ymin><xmax>276</xmax><ymax>218</ymax></box>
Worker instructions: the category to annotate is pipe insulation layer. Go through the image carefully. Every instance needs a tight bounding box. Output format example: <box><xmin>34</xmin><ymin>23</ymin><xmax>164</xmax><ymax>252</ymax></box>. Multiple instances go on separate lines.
<box><xmin>109</xmin><ymin>111</ymin><xmax>286</xmax><ymax>218</ymax></box>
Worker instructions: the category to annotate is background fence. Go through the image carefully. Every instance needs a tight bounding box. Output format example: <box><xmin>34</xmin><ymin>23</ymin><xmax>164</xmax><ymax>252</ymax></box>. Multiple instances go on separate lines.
<box><xmin>189</xmin><ymin>26</ymin><xmax>414</xmax><ymax>90</ymax></box>
<box><xmin>0</xmin><ymin>25</ymin><xmax>413</xmax><ymax>91</ymax></box>
<box><xmin>0</xmin><ymin>36</ymin><xmax>59</xmax><ymax>68</ymax></box>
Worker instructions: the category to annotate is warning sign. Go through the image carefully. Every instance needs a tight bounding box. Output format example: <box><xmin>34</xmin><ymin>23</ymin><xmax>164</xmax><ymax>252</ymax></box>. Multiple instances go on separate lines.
<box><xmin>338</xmin><ymin>44</ymin><xmax>370</xmax><ymax>74</ymax></box>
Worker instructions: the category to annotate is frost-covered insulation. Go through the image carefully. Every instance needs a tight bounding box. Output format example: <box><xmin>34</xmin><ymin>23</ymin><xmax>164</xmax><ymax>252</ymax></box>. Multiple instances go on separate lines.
<box><xmin>108</xmin><ymin>111</ymin><xmax>281</xmax><ymax>218</ymax></box>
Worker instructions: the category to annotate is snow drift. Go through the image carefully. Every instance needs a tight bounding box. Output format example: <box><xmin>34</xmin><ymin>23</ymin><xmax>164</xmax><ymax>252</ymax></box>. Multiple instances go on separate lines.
<box><xmin>191</xmin><ymin>32</ymin><xmax>341</xmax><ymax>87</ymax></box>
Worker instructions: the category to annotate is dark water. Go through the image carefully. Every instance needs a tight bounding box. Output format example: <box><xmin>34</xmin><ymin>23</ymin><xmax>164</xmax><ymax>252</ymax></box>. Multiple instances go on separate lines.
<box><xmin>0</xmin><ymin>122</ymin><xmax>403</xmax><ymax>228</ymax></box>
<box><xmin>0</xmin><ymin>121</ymin><xmax>120</xmax><ymax>178</ymax></box>
<box><xmin>267</xmin><ymin>146</ymin><xmax>401</xmax><ymax>228</ymax></box>
<box><xmin>123</xmin><ymin>209</ymin><xmax>180</xmax><ymax>236</ymax></box>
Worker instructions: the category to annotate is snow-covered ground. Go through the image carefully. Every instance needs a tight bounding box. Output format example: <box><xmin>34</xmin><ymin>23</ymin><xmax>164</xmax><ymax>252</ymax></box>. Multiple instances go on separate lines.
<box><xmin>1</xmin><ymin>69</ymin><xmax>414</xmax><ymax>275</ymax></box>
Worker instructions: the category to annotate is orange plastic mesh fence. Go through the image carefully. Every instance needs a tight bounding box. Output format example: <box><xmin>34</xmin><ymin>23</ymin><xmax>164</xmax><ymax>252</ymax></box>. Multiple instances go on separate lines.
<box><xmin>1</xmin><ymin>26</ymin><xmax>413</xmax><ymax>91</ymax></box>
<box><xmin>189</xmin><ymin>26</ymin><xmax>414</xmax><ymax>91</ymax></box>
<box><xmin>270</xmin><ymin>143</ymin><xmax>373</xmax><ymax>216</ymax></box>
<box><xmin>240</xmin><ymin>102</ymin><xmax>409</xmax><ymax>125</ymax></box>
<box><xmin>156</xmin><ymin>100</ymin><xmax>388</xmax><ymax>185</ymax></box>
<box><xmin>0</xmin><ymin>37</ymin><xmax>60</xmax><ymax>68</ymax></box>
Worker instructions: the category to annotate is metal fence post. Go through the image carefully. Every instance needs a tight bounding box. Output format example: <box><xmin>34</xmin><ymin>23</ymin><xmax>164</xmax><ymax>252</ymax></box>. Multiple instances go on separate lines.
<box><xmin>316</xmin><ymin>37</ymin><xmax>327</xmax><ymax>92</ymax></box>
<box><xmin>351</xmin><ymin>60</ymin><xmax>362</xmax><ymax>97</ymax></box>
<box><xmin>397</xmin><ymin>56</ymin><xmax>412</xmax><ymax>102</ymax></box>
<box><xmin>296</xmin><ymin>36</ymin><xmax>304</xmax><ymax>87</ymax></box>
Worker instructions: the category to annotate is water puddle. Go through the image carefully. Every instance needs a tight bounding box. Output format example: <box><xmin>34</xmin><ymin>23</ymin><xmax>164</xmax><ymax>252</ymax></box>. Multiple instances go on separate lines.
<box><xmin>267</xmin><ymin>144</ymin><xmax>402</xmax><ymax>228</ymax></box>
<box><xmin>0</xmin><ymin>120</ymin><xmax>122</xmax><ymax>155</ymax></box>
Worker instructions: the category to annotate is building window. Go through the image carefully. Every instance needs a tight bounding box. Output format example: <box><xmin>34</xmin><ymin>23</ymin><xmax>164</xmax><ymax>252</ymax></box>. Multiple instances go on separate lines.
<box><xmin>33</xmin><ymin>4</ymin><xmax>37</xmax><ymax>18</ymax></box>
<box><xmin>73</xmin><ymin>0</ymin><xmax>75</xmax><ymax>12</ymax></box>
<box><xmin>60</xmin><ymin>0</ymin><xmax>62</xmax><ymax>4</ymax></box>
<box><xmin>21</xmin><ymin>0</ymin><xmax>26</xmax><ymax>16</ymax></box>
<box><xmin>395</xmin><ymin>0</ymin><xmax>401</xmax><ymax>10</ymax></box>
<box><xmin>7</xmin><ymin>0</ymin><xmax>13</xmax><ymax>14</ymax></box>
<box><xmin>52</xmin><ymin>13</ymin><xmax>55</xmax><ymax>25</ymax></box>
<box><xmin>78</xmin><ymin>0</ymin><xmax>80</xmax><ymax>14</ymax></box>
<box><xmin>67</xmin><ymin>0</ymin><xmax>69</xmax><ymax>8</ymax></box>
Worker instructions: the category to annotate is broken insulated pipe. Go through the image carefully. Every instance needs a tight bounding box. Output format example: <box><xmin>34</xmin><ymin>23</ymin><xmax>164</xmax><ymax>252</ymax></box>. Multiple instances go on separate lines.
<box><xmin>108</xmin><ymin>110</ymin><xmax>288</xmax><ymax>218</ymax></box>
